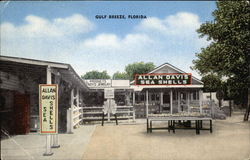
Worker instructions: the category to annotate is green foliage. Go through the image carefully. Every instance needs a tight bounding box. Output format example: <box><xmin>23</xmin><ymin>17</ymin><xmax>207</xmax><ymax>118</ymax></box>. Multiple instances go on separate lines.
<box><xmin>201</xmin><ymin>74</ymin><xmax>222</xmax><ymax>93</ymax></box>
<box><xmin>81</xmin><ymin>70</ymin><xmax>111</xmax><ymax>79</ymax></box>
<box><xmin>112</xmin><ymin>72</ymin><xmax>129</xmax><ymax>80</ymax></box>
<box><xmin>125</xmin><ymin>62</ymin><xmax>155</xmax><ymax>80</ymax></box>
<box><xmin>192</xmin><ymin>1</ymin><xmax>250</xmax><ymax>107</ymax></box>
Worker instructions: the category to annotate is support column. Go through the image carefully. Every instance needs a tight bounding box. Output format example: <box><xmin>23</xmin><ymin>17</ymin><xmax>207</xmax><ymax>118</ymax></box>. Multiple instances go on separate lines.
<box><xmin>48</xmin><ymin>67</ymin><xmax>60</xmax><ymax>148</ymax></box>
<box><xmin>177</xmin><ymin>91</ymin><xmax>180</xmax><ymax>113</ymax></box>
<box><xmin>170</xmin><ymin>89</ymin><xmax>173</xmax><ymax>114</ymax></box>
<box><xmin>71</xmin><ymin>88</ymin><xmax>74</xmax><ymax>108</ymax></box>
<box><xmin>76</xmin><ymin>88</ymin><xmax>79</xmax><ymax>107</ymax></box>
<box><xmin>160</xmin><ymin>92</ymin><xmax>163</xmax><ymax>105</ymax></box>
<box><xmin>43</xmin><ymin>66</ymin><xmax>53</xmax><ymax>156</ymax></box>
<box><xmin>67</xmin><ymin>108</ymin><xmax>73</xmax><ymax>134</ymax></box>
<box><xmin>199</xmin><ymin>90</ymin><xmax>203</xmax><ymax>113</ymax></box>
<box><xmin>107</xmin><ymin>99</ymin><xmax>111</xmax><ymax>122</ymax></box>
<box><xmin>160</xmin><ymin>92</ymin><xmax>163</xmax><ymax>113</ymax></box>
<box><xmin>149</xmin><ymin>92</ymin><xmax>151</xmax><ymax>105</ymax></box>
<box><xmin>146</xmin><ymin>90</ymin><xmax>149</xmax><ymax>118</ymax></box>
<box><xmin>187</xmin><ymin>92</ymin><xmax>190</xmax><ymax>113</ymax></box>
<box><xmin>133</xmin><ymin>91</ymin><xmax>135</xmax><ymax>106</ymax></box>
<box><xmin>126</xmin><ymin>91</ymin><xmax>131</xmax><ymax>106</ymax></box>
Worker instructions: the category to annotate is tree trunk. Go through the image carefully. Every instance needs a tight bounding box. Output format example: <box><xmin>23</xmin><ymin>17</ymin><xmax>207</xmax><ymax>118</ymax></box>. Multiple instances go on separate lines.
<box><xmin>229</xmin><ymin>100</ymin><xmax>232</xmax><ymax>117</ymax></box>
<box><xmin>243</xmin><ymin>88</ymin><xmax>250</xmax><ymax>121</ymax></box>
<box><xmin>219</xmin><ymin>99</ymin><xmax>222</xmax><ymax>108</ymax></box>
<box><xmin>244</xmin><ymin>105</ymin><xmax>250</xmax><ymax>121</ymax></box>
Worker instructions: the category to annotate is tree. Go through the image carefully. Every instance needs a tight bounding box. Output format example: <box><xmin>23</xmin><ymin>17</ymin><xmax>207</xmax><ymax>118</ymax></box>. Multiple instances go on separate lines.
<box><xmin>125</xmin><ymin>62</ymin><xmax>155</xmax><ymax>80</ymax></box>
<box><xmin>192</xmin><ymin>1</ymin><xmax>250</xmax><ymax>120</ymax></box>
<box><xmin>112</xmin><ymin>72</ymin><xmax>129</xmax><ymax>80</ymax></box>
<box><xmin>202</xmin><ymin>74</ymin><xmax>222</xmax><ymax>93</ymax></box>
<box><xmin>81</xmin><ymin>70</ymin><xmax>111</xmax><ymax>79</ymax></box>
<box><xmin>201</xmin><ymin>74</ymin><xmax>222</xmax><ymax>106</ymax></box>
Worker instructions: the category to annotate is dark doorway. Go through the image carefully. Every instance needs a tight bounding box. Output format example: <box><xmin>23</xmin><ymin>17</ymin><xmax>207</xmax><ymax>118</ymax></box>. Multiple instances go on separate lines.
<box><xmin>13</xmin><ymin>92</ymin><xmax>30</xmax><ymax>134</ymax></box>
<box><xmin>163</xmin><ymin>92</ymin><xmax>170</xmax><ymax>104</ymax></box>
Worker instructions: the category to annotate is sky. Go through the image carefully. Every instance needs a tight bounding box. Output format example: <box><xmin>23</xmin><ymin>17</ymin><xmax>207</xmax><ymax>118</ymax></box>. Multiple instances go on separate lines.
<box><xmin>0</xmin><ymin>1</ymin><xmax>216</xmax><ymax>78</ymax></box>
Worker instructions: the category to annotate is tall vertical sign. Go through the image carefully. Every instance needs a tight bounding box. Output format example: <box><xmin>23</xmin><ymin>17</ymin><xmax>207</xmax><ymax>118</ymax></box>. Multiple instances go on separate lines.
<box><xmin>39</xmin><ymin>84</ymin><xmax>58</xmax><ymax>134</ymax></box>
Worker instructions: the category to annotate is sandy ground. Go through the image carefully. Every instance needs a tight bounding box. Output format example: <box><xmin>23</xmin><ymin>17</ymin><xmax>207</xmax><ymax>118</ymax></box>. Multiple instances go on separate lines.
<box><xmin>1</xmin><ymin>125</ymin><xmax>96</xmax><ymax>160</ymax></box>
<box><xmin>82</xmin><ymin>113</ymin><xmax>250</xmax><ymax>160</ymax></box>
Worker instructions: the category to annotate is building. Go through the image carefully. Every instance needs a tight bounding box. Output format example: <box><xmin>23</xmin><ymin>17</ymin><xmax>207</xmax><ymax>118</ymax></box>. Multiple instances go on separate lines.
<box><xmin>0</xmin><ymin>56</ymin><xmax>88</xmax><ymax>135</ymax></box>
<box><xmin>130</xmin><ymin>63</ymin><xmax>204</xmax><ymax>117</ymax></box>
<box><xmin>0</xmin><ymin>56</ymin><xmax>205</xmax><ymax>135</ymax></box>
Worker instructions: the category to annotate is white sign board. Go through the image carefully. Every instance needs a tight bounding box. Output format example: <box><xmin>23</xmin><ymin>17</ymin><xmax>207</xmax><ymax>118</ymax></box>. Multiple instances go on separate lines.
<box><xmin>104</xmin><ymin>88</ymin><xmax>114</xmax><ymax>99</ymax></box>
<box><xmin>84</xmin><ymin>79</ymin><xmax>111</xmax><ymax>88</ymax></box>
<box><xmin>39</xmin><ymin>84</ymin><xmax>58</xmax><ymax>134</ymax></box>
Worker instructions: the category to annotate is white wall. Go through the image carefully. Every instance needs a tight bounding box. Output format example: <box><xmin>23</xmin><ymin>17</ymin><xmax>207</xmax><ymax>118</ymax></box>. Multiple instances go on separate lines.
<box><xmin>203</xmin><ymin>92</ymin><xmax>219</xmax><ymax>103</ymax></box>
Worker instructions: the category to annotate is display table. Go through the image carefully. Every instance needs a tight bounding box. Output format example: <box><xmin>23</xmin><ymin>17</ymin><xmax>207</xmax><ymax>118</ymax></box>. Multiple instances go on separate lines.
<box><xmin>147</xmin><ymin>114</ymin><xmax>212</xmax><ymax>135</ymax></box>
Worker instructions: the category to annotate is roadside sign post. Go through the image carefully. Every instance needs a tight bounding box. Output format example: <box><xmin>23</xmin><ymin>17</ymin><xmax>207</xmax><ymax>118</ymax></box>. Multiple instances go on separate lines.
<box><xmin>39</xmin><ymin>84</ymin><xmax>58</xmax><ymax>156</ymax></box>
<box><xmin>104</xmin><ymin>88</ymin><xmax>115</xmax><ymax>122</ymax></box>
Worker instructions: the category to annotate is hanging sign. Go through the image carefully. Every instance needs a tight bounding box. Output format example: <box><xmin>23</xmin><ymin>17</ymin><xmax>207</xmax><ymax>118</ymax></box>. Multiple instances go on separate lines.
<box><xmin>135</xmin><ymin>73</ymin><xmax>192</xmax><ymax>85</ymax></box>
<box><xmin>39</xmin><ymin>84</ymin><xmax>58</xmax><ymax>134</ymax></box>
<box><xmin>104</xmin><ymin>88</ymin><xmax>114</xmax><ymax>99</ymax></box>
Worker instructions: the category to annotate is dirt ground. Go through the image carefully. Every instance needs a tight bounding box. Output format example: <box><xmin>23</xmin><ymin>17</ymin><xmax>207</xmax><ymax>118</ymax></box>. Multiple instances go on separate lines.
<box><xmin>82</xmin><ymin>113</ymin><xmax>250</xmax><ymax>160</ymax></box>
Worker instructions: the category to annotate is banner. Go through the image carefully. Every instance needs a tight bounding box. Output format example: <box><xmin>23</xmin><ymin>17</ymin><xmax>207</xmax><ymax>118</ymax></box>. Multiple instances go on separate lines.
<box><xmin>39</xmin><ymin>84</ymin><xmax>58</xmax><ymax>134</ymax></box>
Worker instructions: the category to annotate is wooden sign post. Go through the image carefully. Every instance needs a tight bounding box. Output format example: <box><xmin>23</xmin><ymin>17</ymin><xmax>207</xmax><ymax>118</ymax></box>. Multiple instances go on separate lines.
<box><xmin>39</xmin><ymin>84</ymin><xmax>58</xmax><ymax>156</ymax></box>
<box><xmin>104</xmin><ymin>88</ymin><xmax>114</xmax><ymax>122</ymax></box>
<box><xmin>102</xmin><ymin>88</ymin><xmax>118</xmax><ymax>125</ymax></box>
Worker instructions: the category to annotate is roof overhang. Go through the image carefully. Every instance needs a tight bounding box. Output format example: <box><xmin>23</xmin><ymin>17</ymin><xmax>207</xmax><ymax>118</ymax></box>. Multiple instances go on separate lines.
<box><xmin>131</xmin><ymin>85</ymin><xmax>204</xmax><ymax>91</ymax></box>
<box><xmin>0</xmin><ymin>56</ymin><xmax>89</xmax><ymax>91</ymax></box>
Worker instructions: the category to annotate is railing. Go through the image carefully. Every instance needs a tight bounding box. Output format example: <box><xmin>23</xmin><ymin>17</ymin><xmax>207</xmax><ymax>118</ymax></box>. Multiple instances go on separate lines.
<box><xmin>66</xmin><ymin>105</ymin><xmax>135</xmax><ymax>133</ymax></box>
<box><xmin>67</xmin><ymin>107</ymin><xmax>83</xmax><ymax>134</ymax></box>
<box><xmin>82</xmin><ymin>106</ymin><xmax>135</xmax><ymax>122</ymax></box>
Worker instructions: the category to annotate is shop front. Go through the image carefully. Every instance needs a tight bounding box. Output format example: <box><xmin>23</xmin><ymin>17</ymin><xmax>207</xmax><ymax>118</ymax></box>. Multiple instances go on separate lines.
<box><xmin>131</xmin><ymin>63</ymin><xmax>204</xmax><ymax>118</ymax></box>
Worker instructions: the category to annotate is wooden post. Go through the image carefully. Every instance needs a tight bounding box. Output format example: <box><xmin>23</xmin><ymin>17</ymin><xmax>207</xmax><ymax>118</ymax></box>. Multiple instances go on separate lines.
<box><xmin>71</xmin><ymin>88</ymin><xmax>74</xmax><ymax>107</ymax></box>
<box><xmin>160</xmin><ymin>92</ymin><xmax>163</xmax><ymax>113</ymax></box>
<box><xmin>170</xmin><ymin>89</ymin><xmax>173</xmax><ymax>114</ymax></box>
<box><xmin>133</xmin><ymin>91</ymin><xmax>135</xmax><ymax>106</ymax></box>
<box><xmin>43</xmin><ymin>66</ymin><xmax>53</xmax><ymax>156</ymax></box>
<box><xmin>67</xmin><ymin>108</ymin><xmax>73</xmax><ymax>134</ymax></box>
<box><xmin>199</xmin><ymin>90</ymin><xmax>203</xmax><ymax>113</ymax></box>
<box><xmin>160</xmin><ymin>92</ymin><xmax>163</xmax><ymax>105</ymax></box>
<box><xmin>49</xmin><ymin>69</ymin><xmax>60</xmax><ymax>148</ymax></box>
<box><xmin>177</xmin><ymin>91</ymin><xmax>180</xmax><ymax>113</ymax></box>
<box><xmin>187</xmin><ymin>92</ymin><xmax>190</xmax><ymax>113</ymax></box>
<box><xmin>108</xmin><ymin>99</ymin><xmax>110</xmax><ymax>122</ymax></box>
<box><xmin>76</xmin><ymin>88</ymin><xmax>79</xmax><ymax>107</ymax></box>
<box><xmin>146</xmin><ymin>90</ymin><xmax>149</xmax><ymax>118</ymax></box>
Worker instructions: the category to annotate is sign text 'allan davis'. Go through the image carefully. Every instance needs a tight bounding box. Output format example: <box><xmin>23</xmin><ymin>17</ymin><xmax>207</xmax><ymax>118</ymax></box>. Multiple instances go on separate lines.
<box><xmin>39</xmin><ymin>84</ymin><xmax>58</xmax><ymax>134</ymax></box>
<box><xmin>135</xmin><ymin>73</ymin><xmax>192</xmax><ymax>85</ymax></box>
